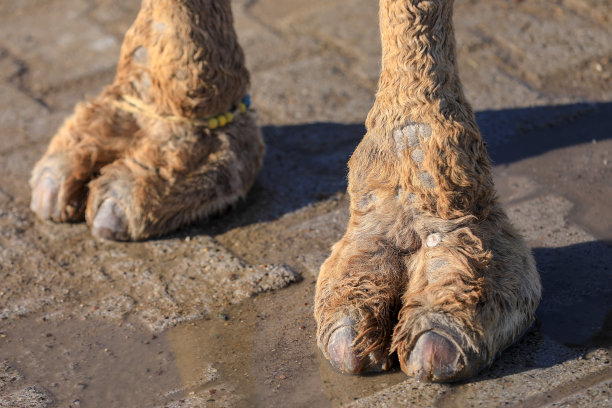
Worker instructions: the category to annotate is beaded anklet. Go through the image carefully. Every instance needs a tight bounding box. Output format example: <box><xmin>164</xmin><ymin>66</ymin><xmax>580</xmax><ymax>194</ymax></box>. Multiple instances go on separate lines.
<box><xmin>207</xmin><ymin>94</ymin><xmax>251</xmax><ymax>129</ymax></box>
<box><xmin>113</xmin><ymin>94</ymin><xmax>252</xmax><ymax>129</ymax></box>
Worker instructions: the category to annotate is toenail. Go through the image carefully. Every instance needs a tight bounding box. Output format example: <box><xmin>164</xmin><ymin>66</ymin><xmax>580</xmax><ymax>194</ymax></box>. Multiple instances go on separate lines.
<box><xmin>408</xmin><ymin>331</ymin><xmax>464</xmax><ymax>382</ymax></box>
<box><xmin>327</xmin><ymin>326</ymin><xmax>364</xmax><ymax>374</ymax></box>
<box><xmin>426</xmin><ymin>233</ymin><xmax>442</xmax><ymax>247</ymax></box>
<box><xmin>92</xmin><ymin>199</ymin><xmax>129</xmax><ymax>241</ymax></box>
<box><xmin>33</xmin><ymin>176</ymin><xmax>58</xmax><ymax>220</ymax></box>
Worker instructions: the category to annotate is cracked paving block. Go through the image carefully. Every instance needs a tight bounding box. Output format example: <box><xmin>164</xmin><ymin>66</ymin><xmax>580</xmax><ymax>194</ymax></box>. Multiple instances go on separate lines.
<box><xmin>86</xmin><ymin>1</ymin><xmax>141</xmax><ymax>39</ymax></box>
<box><xmin>352</xmin><ymin>345</ymin><xmax>611</xmax><ymax>407</ymax></box>
<box><xmin>155</xmin><ymin>389</ymin><xmax>240</xmax><ymax>408</ymax></box>
<box><xmin>456</xmin><ymin>2</ymin><xmax>612</xmax><ymax>86</ymax></box>
<box><xmin>0</xmin><ymin>0</ymin><xmax>120</xmax><ymax>93</ymax></box>
<box><xmin>0</xmin><ymin>361</ymin><xmax>21</xmax><ymax>393</ymax></box>
<box><xmin>1</xmin><ymin>205</ymin><xmax>299</xmax><ymax>332</ymax></box>
<box><xmin>282</xmin><ymin>0</ymin><xmax>381</xmax><ymax>86</ymax></box>
<box><xmin>551</xmin><ymin>377</ymin><xmax>612</xmax><ymax>408</ymax></box>
<box><xmin>247</xmin><ymin>0</ymin><xmax>338</xmax><ymax>28</ymax></box>
<box><xmin>254</xmin><ymin>54</ymin><xmax>373</xmax><ymax>124</ymax></box>
<box><xmin>232</xmin><ymin>2</ymin><xmax>323</xmax><ymax>74</ymax></box>
<box><xmin>506</xmin><ymin>195</ymin><xmax>593</xmax><ymax>247</ymax></box>
<box><xmin>0</xmin><ymin>84</ymin><xmax>59</xmax><ymax>154</ymax></box>
<box><xmin>0</xmin><ymin>386</ymin><xmax>54</xmax><ymax>408</ymax></box>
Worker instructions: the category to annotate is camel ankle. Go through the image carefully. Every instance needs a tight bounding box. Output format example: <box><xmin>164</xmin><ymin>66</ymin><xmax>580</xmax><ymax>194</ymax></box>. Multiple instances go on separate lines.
<box><xmin>115</xmin><ymin>0</ymin><xmax>250</xmax><ymax>120</ymax></box>
<box><xmin>359</xmin><ymin>0</ymin><xmax>494</xmax><ymax>219</ymax></box>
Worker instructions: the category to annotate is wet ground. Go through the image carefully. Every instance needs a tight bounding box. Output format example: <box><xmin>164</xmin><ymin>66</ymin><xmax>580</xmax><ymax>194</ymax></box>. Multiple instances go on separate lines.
<box><xmin>1</xmin><ymin>0</ymin><xmax>612</xmax><ymax>407</ymax></box>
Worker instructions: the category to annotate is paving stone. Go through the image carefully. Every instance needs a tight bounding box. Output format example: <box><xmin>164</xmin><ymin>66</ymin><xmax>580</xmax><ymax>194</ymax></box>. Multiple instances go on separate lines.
<box><xmin>0</xmin><ymin>386</ymin><xmax>54</xmax><ymax>408</ymax></box>
<box><xmin>493</xmin><ymin>173</ymin><xmax>542</xmax><ymax>205</ymax></box>
<box><xmin>455</xmin><ymin>1</ymin><xmax>612</xmax><ymax>97</ymax></box>
<box><xmin>549</xmin><ymin>377</ymin><xmax>612</xmax><ymax>407</ymax></box>
<box><xmin>507</xmin><ymin>195</ymin><xmax>593</xmax><ymax>248</ymax></box>
<box><xmin>219</xmin><ymin>196</ymin><xmax>349</xmax><ymax>279</ymax></box>
<box><xmin>506</xmin><ymin>195</ymin><xmax>612</xmax><ymax>346</ymax></box>
<box><xmin>280</xmin><ymin>0</ymin><xmax>381</xmax><ymax>87</ymax></box>
<box><xmin>233</xmin><ymin>1</ymin><xmax>324</xmax><ymax>74</ymax></box>
<box><xmin>0</xmin><ymin>84</ymin><xmax>48</xmax><ymax>154</ymax></box>
<box><xmin>0</xmin><ymin>361</ymin><xmax>21</xmax><ymax>393</ymax></box>
<box><xmin>253</xmin><ymin>53</ymin><xmax>374</xmax><ymax>124</ymax></box>
<box><xmin>0</xmin><ymin>1</ymin><xmax>47</xmax><ymax>16</ymax></box>
<box><xmin>0</xmin><ymin>210</ymin><xmax>299</xmax><ymax>332</ymax></box>
<box><xmin>561</xmin><ymin>0</ymin><xmax>612</xmax><ymax>24</ymax></box>
<box><xmin>247</xmin><ymin>0</ymin><xmax>340</xmax><ymax>28</ymax></box>
<box><xmin>154</xmin><ymin>390</ymin><xmax>239</xmax><ymax>408</ymax></box>
<box><xmin>0</xmin><ymin>48</ymin><xmax>23</xmax><ymax>82</ymax></box>
<box><xmin>0</xmin><ymin>84</ymin><xmax>64</xmax><ymax>155</ymax></box>
<box><xmin>352</xmin><ymin>346</ymin><xmax>611</xmax><ymax>407</ymax></box>
<box><xmin>0</xmin><ymin>0</ymin><xmax>611</xmax><ymax>405</ymax></box>
<box><xmin>455</xmin><ymin>30</ymin><xmax>550</xmax><ymax>110</ymax></box>
<box><xmin>0</xmin><ymin>0</ymin><xmax>121</xmax><ymax>94</ymax></box>
<box><xmin>86</xmin><ymin>0</ymin><xmax>141</xmax><ymax>40</ymax></box>
<box><xmin>0</xmin><ymin>145</ymin><xmax>43</xmax><ymax>206</ymax></box>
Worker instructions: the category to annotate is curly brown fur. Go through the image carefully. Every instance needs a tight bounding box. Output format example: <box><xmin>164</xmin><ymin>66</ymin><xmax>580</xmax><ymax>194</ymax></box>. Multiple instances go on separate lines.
<box><xmin>315</xmin><ymin>0</ymin><xmax>541</xmax><ymax>381</ymax></box>
<box><xmin>29</xmin><ymin>0</ymin><xmax>541</xmax><ymax>382</ymax></box>
<box><xmin>30</xmin><ymin>0</ymin><xmax>264</xmax><ymax>240</ymax></box>
<box><xmin>315</xmin><ymin>238</ymin><xmax>405</xmax><ymax>369</ymax></box>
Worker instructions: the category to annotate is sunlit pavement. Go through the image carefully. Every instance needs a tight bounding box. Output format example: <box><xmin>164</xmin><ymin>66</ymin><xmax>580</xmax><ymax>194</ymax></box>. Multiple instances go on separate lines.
<box><xmin>0</xmin><ymin>1</ymin><xmax>610</xmax><ymax>406</ymax></box>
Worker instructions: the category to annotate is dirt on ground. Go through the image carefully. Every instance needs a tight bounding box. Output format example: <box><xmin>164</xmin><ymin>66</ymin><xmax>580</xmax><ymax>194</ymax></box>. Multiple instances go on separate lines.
<box><xmin>1</xmin><ymin>0</ymin><xmax>611</xmax><ymax>407</ymax></box>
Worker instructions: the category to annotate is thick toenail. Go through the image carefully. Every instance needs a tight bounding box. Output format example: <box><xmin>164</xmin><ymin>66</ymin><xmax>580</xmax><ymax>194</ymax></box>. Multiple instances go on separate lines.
<box><xmin>92</xmin><ymin>199</ymin><xmax>129</xmax><ymax>241</ymax></box>
<box><xmin>32</xmin><ymin>176</ymin><xmax>58</xmax><ymax>220</ymax></box>
<box><xmin>327</xmin><ymin>326</ymin><xmax>364</xmax><ymax>374</ymax></box>
<box><xmin>407</xmin><ymin>331</ymin><xmax>464</xmax><ymax>382</ymax></box>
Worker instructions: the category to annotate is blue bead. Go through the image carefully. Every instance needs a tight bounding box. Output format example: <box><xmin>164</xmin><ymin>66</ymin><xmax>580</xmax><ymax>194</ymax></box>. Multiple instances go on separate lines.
<box><xmin>242</xmin><ymin>94</ymin><xmax>251</xmax><ymax>108</ymax></box>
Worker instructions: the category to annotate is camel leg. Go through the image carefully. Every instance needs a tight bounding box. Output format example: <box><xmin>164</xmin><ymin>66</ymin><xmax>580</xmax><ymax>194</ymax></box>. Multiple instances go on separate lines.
<box><xmin>315</xmin><ymin>0</ymin><xmax>541</xmax><ymax>381</ymax></box>
<box><xmin>31</xmin><ymin>0</ymin><xmax>264</xmax><ymax>240</ymax></box>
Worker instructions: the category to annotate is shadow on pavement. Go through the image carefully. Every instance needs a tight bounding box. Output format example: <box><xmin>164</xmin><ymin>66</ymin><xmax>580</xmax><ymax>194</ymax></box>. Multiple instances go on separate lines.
<box><xmin>469</xmin><ymin>240</ymin><xmax>612</xmax><ymax>383</ymax></box>
<box><xmin>188</xmin><ymin>101</ymin><xmax>611</xmax><ymax>236</ymax></box>
<box><xmin>534</xmin><ymin>241</ymin><xmax>612</xmax><ymax>349</ymax></box>
<box><xmin>483</xmin><ymin>101</ymin><xmax>612</xmax><ymax>165</ymax></box>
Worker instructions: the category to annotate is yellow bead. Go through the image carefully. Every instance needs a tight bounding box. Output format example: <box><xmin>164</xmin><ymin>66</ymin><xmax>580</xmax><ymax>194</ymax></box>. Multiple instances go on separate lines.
<box><xmin>208</xmin><ymin>117</ymin><xmax>218</xmax><ymax>129</ymax></box>
<box><xmin>239</xmin><ymin>103</ymin><xmax>247</xmax><ymax>113</ymax></box>
<box><xmin>218</xmin><ymin>115</ymin><xmax>227</xmax><ymax>127</ymax></box>
<box><xmin>225</xmin><ymin>112</ymin><xmax>234</xmax><ymax>123</ymax></box>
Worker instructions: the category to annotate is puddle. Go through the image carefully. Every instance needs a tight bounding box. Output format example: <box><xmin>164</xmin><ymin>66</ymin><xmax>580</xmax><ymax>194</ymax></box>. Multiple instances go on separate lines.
<box><xmin>0</xmin><ymin>316</ymin><xmax>183</xmax><ymax>407</ymax></box>
<box><xmin>165</xmin><ymin>280</ymin><xmax>406</xmax><ymax>406</ymax></box>
<box><xmin>0</xmin><ymin>280</ymin><xmax>406</xmax><ymax>407</ymax></box>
